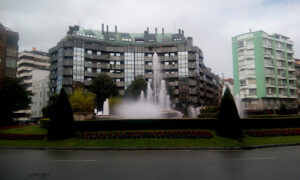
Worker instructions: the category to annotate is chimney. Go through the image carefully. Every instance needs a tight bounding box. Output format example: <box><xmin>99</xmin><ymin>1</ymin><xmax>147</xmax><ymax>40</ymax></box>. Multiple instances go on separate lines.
<box><xmin>162</xmin><ymin>28</ymin><xmax>164</xmax><ymax>35</ymax></box>
<box><xmin>178</xmin><ymin>28</ymin><xmax>181</xmax><ymax>34</ymax></box>
<box><xmin>155</xmin><ymin>27</ymin><xmax>157</xmax><ymax>35</ymax></box>
<box><xmin>115</xmin><ymin>25</ymin><xmax>117</xmax><ymax>34</ymax></box>
<box><xmin>106</xmin><ymin>25</ymin><xmax>109</xmax><ymax>33</ymax></box>
<box><xmin>182</xmin><ymin>30</ymin><xmax>184</xmax><ymax>36</ymax></box>
<box><xmin>147</xmin><ymin>27</ymin><xmax>149</xmax><ymax>33</ymax></box>
<box><xmin>102</xmin><ymin>24</ymin><xmax>104</xmax><ymax>34</ymax></box>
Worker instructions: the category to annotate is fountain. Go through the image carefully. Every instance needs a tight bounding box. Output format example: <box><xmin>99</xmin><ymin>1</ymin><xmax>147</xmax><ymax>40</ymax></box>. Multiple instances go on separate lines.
<box><xmin>116</xmin><ymin>52</ymin><xmax>182</xmax><ymax>119</ymax></box>
<box><xmin>96</xmin><ymin>98</ymin><xmax>110</xmax><ymax>116</ymax></box>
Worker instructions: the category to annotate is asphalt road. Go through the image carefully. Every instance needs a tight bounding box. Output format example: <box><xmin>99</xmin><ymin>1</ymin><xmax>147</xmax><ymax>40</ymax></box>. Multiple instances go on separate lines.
<box><xmin>1</xmin><ymin>147</ymin><xmax>300</xmax><ymax>180</ymax></box>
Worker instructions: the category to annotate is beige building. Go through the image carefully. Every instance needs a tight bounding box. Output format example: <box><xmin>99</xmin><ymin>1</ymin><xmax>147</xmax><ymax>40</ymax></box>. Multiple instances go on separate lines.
<box><xmin>16</xmin><ymin>50</ymin><xmax>50</xmax><ymax>121</ymax></box>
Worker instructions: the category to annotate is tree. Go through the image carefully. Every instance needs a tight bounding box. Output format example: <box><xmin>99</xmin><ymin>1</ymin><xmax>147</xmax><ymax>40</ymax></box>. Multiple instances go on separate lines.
<box><xmin>48</xmin><ymin>88</ymin><xmax>75</xmax><ymax>140</ymax></box>
<box><xmin>0</xmin><ymin>77</ymin><xmax>31</xmax><ymax>125</ymax></box>
<box><xmin>88</xmin><ymin>73</ymin><xmax>119</xmax><ymax>110</ymax></box>
<box><xmin>216</xmin><ymin>87</ymin><xmax>243</xmax><ymax>139</ymax></box>
<box><xmin>69</xmin><ymin>88</ymin><xmax>95</xmax><ymax>112</ymax></box>
<box><xmin>42</xmin><ymin>93</ymin><xmax>58</xmax><ymax>118</ymax></box>
<box><xmin>124</xmin><ymin>76</ymin><xmax>147</xmax><ymax>100</ymax></box>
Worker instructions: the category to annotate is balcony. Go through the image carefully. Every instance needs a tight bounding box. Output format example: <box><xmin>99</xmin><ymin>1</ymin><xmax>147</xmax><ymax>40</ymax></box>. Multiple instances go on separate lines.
<box><xmin>63</xmin><ymin>69</ymin><xmax>73</xmax><ymax>76</ymax></box>
<box><xmin>163</xmin><ymin>73</ymin><xmax>178</xmax><ymax>78</ymax></box>
<box><xmin>109</xmin><ymin>73</ymin><xmax>124</xmax><ymax>78</ymax></box>
<box><xmin>63</xmin><ymin>49</ymin><xmax>73</xmax><ymax>57</ymax></box>
<box><xmin>85</xmin><ymin>72</ymin><xmax>96</xmax><ymax>77</ymax></box>
<box><xmin>189</xmin><ymin>79</ymin><xmax>197</xmax><ymax>86</ymax></box>
<box><xmin>109</xmin><ymin>56</ymin><xmax>123</xmax><ymax>61</ymax></box>
<box><xmin>188</xmin><ymin>71</ymin><xmax>197</xmax><ymax>77</ymax></box>
<box><xmin>188</xmin><ymin>63</ymin><xmax>196</xmax><ymax>69</ymax></box>
<box><xmin>63</xmin><ymin>59</ymin><xmax>73</xmax><ymax>66</ymax></box>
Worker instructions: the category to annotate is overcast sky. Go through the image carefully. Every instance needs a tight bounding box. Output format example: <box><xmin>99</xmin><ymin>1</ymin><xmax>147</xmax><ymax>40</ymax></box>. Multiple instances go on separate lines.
<box><xmin>1</xmin><ymin>0</ymin><xmax>300</xmax><ymax>78</ymax></box>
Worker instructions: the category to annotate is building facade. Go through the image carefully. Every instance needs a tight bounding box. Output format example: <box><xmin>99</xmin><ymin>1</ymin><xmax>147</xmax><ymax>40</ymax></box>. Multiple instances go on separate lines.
<box><xmin>295</xmin><ymin>59</ymin><xmax>300</xmax><ymax>111</ymax></box>
<box><xmin>0</xmin><ymin>23</ymin><xmax>18</xmax><ymax>78</ymax></box>
<box><xmin>49</xmin><ymin>25</ymin><xmax>222</xmax><ymax>110</ymax></box>
<box><xmin>16</xmin><ymin>50</ymin><xmax>50</xmax><ymax>120</ymax></box>
<box><xmin>232</xmin><ymin>30</ymin><xmax>298</xmax><ymax>113</ymax></box>
<box><xmin>17</xmin><ymin>50</ymin><xmax>50</xmax><ymax>91</ymax></box>
<box><xmin>31</xmin><ymin>70</ymin><xmax>50</xmax><ymax>119</ymax></box>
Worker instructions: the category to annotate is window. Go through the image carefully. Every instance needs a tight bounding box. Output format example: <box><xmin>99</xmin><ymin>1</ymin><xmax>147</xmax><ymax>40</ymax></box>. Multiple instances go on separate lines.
<box><xmin>147</xmin><ymin>54</ymin><xmax>152</xmax><ymax>57</ymax></box>
<box><xmin>5</xmin><ymin>58</ymin><xmax>16</xmax><ymax>67</ymax></box>
<box><xmin>110</xmin><ymin>53</ymin><xmax>114</xmax><ymax>56</ymax></box>
<box><xmin>240</xmin><ymin>80</ymin><xmax>246</xmax><ymax>86</ymax></box>
<box><xmin>87</xmin><ymin>50</ymin><xmax>92</xmax><ymax>54</ymax></box>
<box><xmin>178</xmin><ymin>52</ymin><xmax>188</xmax><ymax>77</ymax></box>
<box><xmin>110</xmin><ymin>61</ymin><xmax>114</xmax><ymax>65</ymax></box>
<box><xmin>87</xmin><ymin>68</ymin><xmax>92</xmax><ymax>72</ymax></box>
<box><xmin>264</xmin><ymin>48</ymin><xmax>273</xmax><ymax>55</ymax></box>
<box><xmin>116</xmin><ymin>53</ymin><xmax>121</xmax><ymax>57</ymax></box>
<box><xmin>238</xmin><ymin>41</ymin><xmax>244</xmax><ymax>48</ymax></box>
<box><xmin>116</xmin><ymin>61</ymin><xmax>121</xmax><ymax>65</ymax></box>
<box><xmin>170</xmin><ymin>53</ymin><xmax>175</xmax><ymax>57</ymax></box>
<box><xmin>164</xmin><ymin>53</ymin><xmax>169</xmax><ymax>57</ymax></box>
<box><xmin>97</xmin><ymin>51</ymin><xmax>101</xmax><ymax>55</ymax></box>
<box><xmin>246</xmin><ymin>39</ymin><xmax>253</xmax><ymax>46</ymax></box>
<box><xmin>73</xmin><ymin>47</ymin><xmax>84</xmax><ymax>83</ymax></box>
<box><xmin>97</xmin><ymin>69</ymin><xmax>101</xmax><ymax>73</ymax></box>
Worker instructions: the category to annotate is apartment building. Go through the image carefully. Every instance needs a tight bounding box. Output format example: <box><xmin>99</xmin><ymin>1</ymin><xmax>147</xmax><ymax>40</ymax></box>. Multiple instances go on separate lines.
<box><xmin>49</xmin><ymin>25</ymin><xmax>222</xmax><ymax>110</ymax></box>
<box><xmin>232</xmin><ymin>30</ymin><xmax>297</xmax><ymax>113</ymax></box>
<box><xmin>0</xmin><ymin>23</ymin><xmax>18</xmax><ymax>78</ymax></box>
<box><xmin>16</xmin><ymin>50</ymin><xmax>50</xmax><ymax>120</ymax></box>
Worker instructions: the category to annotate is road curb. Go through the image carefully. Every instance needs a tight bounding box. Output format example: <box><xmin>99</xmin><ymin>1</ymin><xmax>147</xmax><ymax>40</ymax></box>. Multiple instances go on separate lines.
<box><xmin>1</xmin><ymin>143</ymin><xmax>300</xmax><ymax>151</ymax></box>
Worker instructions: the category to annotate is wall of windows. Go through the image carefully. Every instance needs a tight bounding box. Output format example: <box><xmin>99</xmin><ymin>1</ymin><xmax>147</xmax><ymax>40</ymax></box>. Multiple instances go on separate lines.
<box><xmin>73</xmin><ymin>47</ymin><xmax>84</xmax><ymax>83</ymax></box>
<box><xmin>56</xmin><ymin>48</ymin><xmax>63</xmax><ymax>93</ymax></box>
<box><xmin>125</xmin><ymin>52</ymin><xmax>134</xmax><ymax>89</ymax></box>
<box><xmin>178</xmin><ymin>51</ymin><xmax>188</xmax><ymax>77</ymax></box>
<box><xmin>135</xmin><ymin>53</ymin><xmax>144</xmax><ymax>77</ymax></box>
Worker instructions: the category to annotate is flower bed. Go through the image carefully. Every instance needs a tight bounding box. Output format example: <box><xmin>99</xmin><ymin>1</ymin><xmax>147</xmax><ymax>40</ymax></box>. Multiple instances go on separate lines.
<box><xmin>78</xmin><ymin>130</ymin><xmax>213</xmax><ymax>139</ymax></box>
<box><xmin>0</xmin><ymin>133</ymin><xmax>46</xmax><ymax>140</ymax></box>
<box><xmin>0</xmin><ymin>125</ymin><xmax>28</xmax><ymax>129</ymax></box>
<box><xmin>245</xmin><ymin>129</ymin><xmax>300</xmax><ymax>137</ymax></box>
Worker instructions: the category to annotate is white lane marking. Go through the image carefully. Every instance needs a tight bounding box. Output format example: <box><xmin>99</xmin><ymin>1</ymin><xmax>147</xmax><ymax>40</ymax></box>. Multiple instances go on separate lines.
<box><xmin>50</xmin><ymin>160</ymin><xmax>98</xmax><ymax>162</ymax></box>
<box><xmin>230</xmin><ymin>157</ymin><xmax>276</xmax><ymax>160</ymax></box>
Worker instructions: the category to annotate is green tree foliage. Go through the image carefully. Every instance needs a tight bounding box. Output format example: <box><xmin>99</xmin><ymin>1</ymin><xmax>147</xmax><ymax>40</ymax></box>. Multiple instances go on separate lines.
<box><xmin>0</xmin><ymin>77</ymin><xmax>31</xmax><ymax>125</ymax></box>
<box><xmin>42</xmin><ymin>93</ymin><xmax>58</xmax><ymax>118</ymax></box>
<box><xmin>108</xmin><ymin>96</ymin><xmax>123</xmax><ymax>115</ymax></box>
<box><xmin>88</xmin><ymin>73</ymin><xmax>119</xmax><ymax>109</ymax></box>
<box><xmin>124</xmin><ymin>76</ymin><xmax>147</xmax><ymax>100</ymax></box>
<box><xmin>69</xmin><ymin>88</ymin><xmax>95</xmax><ymax>113</ymax></box>
<box><xmin>48</xmin><ymin>89</ymin><xmax>75</xmax><ymax>140</ymax></box>
<box><xmin>216</xmin><ymin>87</ymin><xmax>243</xmax><ymax>139</ymax></box>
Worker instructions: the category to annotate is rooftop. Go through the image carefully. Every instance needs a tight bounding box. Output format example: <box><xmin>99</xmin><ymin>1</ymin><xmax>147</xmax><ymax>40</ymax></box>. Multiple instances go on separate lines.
<box><xmin>67</xmin><ymin>25</ymin><xmax>187</xmax><ymax>44</ymax></box>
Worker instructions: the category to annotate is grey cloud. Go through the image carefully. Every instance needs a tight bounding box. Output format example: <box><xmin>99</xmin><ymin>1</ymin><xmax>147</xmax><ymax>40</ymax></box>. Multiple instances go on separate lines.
<box><xmin>1</xmin><ymin>0</ymin><xmax>299</xmax><ymax>78</ymax></box>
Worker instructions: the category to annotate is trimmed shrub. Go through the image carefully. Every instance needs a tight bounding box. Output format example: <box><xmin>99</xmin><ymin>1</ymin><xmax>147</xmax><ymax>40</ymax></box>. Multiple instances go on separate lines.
<box><xmin>48</xmin><ymin>89</ymin><xmax>75</xmax><ymax>140</ymax></box>
<box><xmin>216</xmin><ymin>87</ymin><xmax>243</xmax><ymax>139</ymax></box>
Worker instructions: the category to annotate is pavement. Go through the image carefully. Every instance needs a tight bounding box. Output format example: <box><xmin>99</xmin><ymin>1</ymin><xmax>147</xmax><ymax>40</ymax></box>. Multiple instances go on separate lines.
<box><xmin>1</xmin><ymin>146</ymin><xmax>300</xmax><ymax>179</ymax></box>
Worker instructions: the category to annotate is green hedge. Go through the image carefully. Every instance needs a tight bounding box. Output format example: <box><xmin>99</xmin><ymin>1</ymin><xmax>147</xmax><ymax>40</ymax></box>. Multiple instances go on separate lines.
<box><xmin>40</xmin><ymin>117</ymin><xmax>300</xmax><ymax>131</ymax></box>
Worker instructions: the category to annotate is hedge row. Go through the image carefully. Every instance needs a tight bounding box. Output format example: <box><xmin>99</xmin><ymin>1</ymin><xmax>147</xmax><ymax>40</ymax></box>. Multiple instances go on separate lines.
<box><xmin>40</xmin><ymin>117</ymin><xmax>300</xmax><ymax>131</ymax></box>
<box><xmin>78</xmin><ymin>130</ymin><xmax>213</xmax><ymax>139</ymax></box>
<box><xmin>0</xmin><ymin>125</ymin><xmax>28</xmax><ymax>129</ymax></box>
<box><xmin>0</xmin><ymin>133</ymin><xmax>46</xmax><ymax>140</ymax></box>
<box><xmin>245</xmin><ymin>129</ymin><xmax>300</xmax><ymax>137</ymax></box>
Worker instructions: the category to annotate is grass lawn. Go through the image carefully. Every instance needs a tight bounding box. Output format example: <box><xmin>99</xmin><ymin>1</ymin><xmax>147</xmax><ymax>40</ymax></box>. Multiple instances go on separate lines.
<box><xmin>1</xmin><ymin>125</ymin><xmax>300</xmax><ymax>148</ymax></box>
<box><xmin>0</xmin><ymin>125</ymin><xmax>47</xmax><ymax>134</ymax></box>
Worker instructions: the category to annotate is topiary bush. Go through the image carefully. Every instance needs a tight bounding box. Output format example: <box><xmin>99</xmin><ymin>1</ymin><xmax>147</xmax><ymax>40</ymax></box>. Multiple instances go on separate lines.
<box><xmin>216</xmin><ymin>87</ymin><xmax>243</xmax><ymax>139</ymax></box>
<box><xmin>48</xmin><ymin>89</ymin><xmax>75</xmax><ymax>140</ymax></box>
